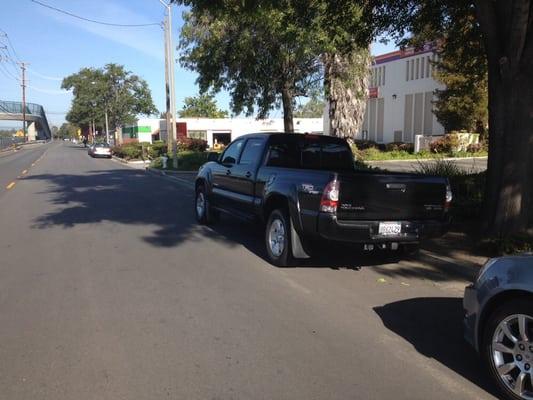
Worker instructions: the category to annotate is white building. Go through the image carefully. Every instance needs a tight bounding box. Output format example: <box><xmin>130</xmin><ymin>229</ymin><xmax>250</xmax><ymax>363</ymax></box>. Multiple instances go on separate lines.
<box><xmin>324</xmin><ymin>44</ymin><xmax>445</xmax><ymax>143</ymax></box>
<box><xmin>123</xmin><ymin>117</ymin><xmax>323</xmax><ymax>147</ymax></box>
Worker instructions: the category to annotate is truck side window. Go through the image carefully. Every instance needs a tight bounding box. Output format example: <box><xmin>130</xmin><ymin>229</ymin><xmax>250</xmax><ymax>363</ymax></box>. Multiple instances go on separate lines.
<box><xmin>221</xmin><ymin>140</ymin><xmax>244</xmax><ymax>165</ymax></box>
<box><xmin>301</xmin><ymin>142</ymin><xmax>321</xmax><ymax>169</ymax></box>
<box><xmin>239</xmin><ymin>139</ymin><xmax>264</xmax><ymax>165</ymax></box>
<box><xmin>266</xmin><ymin>142</ymin><xmax>299</xmax><ymax>168</ymax></box>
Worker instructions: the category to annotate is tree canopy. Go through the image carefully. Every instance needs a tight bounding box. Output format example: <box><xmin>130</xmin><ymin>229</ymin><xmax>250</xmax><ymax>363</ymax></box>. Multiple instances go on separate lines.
<box><xmin>374</xmin><ymin>0</ymin><xmax>533</xmax><ymax>236</ymax></box>
<box><xmin>178</xmin><ymin>93</ymin><xmax>229</xmax><ymax>118</ymax></box>
<box><xmin>294</xmin><ymin>94</ymin><xmax>325</xmax><ymax>118</ymax></box>
<box><xmin>61</xmin><ymin>63</ymin><xmax>158</xmax><ymax>131</ymax></box>
<box><xmin>179</xmin><ymin>7</ymin><xmax>323</xmax><ymax>132</ymax></box>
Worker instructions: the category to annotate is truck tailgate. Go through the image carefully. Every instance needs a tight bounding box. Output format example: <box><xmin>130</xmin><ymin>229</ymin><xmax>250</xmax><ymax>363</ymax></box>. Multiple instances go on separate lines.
<box><xmin>336</xmin><ymin>172</ymin><xmax>447</xmax><ymax>221</ymax></box>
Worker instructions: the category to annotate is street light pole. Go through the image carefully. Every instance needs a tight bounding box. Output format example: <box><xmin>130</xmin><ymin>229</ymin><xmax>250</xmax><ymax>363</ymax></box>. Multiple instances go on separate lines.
<box><xmin>105</xmin><ymin>108</ymin><xmax>110</xmax><ymax>144</ymax></box>
<box><xmin>159</xmin><ymin>0</ymin><xmax>177</xmax><ymax>169</ymax></box>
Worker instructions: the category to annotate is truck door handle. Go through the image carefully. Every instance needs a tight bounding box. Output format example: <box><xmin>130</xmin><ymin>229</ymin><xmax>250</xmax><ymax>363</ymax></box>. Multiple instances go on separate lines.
<box><xmin>245</xmin><ymin>171</ymin><xmax>252</xmax><ymax>178</ymax></box>
<box><xmin>226</xmin><ymin>169</ymin><xmax>231</xmax><ymax>175</ymax></box>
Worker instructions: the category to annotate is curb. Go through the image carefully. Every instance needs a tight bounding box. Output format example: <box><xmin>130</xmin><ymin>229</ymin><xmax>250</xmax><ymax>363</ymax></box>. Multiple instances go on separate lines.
<box><xmin>416</xmin><ymin>249</ymin><xmax>483</xmax><ymax>280</ymax></box>
<box><xmin>145</xmin><ymin>167</ymin><xmax>195</xmax><ymax>188</ymax></box>
<box><xmin>367</xmin><ymin>156</ymin><xmax>487</xmax><ymax>164</ymax></box>
<box><xmin>112</xmin><ymin>155</ymin><xmax>151</xmax><ymax>165</ymax></box>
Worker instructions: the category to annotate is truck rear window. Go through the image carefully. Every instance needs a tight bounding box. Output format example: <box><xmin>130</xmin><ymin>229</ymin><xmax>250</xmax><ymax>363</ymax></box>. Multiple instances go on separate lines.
<box><xmin>266</xmin><ymin>135</ymin><xmax>353</xmax><ymax>171</ymax></box>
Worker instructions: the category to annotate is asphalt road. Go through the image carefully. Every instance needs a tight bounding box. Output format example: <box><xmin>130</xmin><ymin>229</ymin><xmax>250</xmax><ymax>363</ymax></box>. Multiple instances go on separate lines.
<box><xmin>0</xmin><ymin>142</ymin><xmax>50</xmax><ymax>197</ymax></box>
<box><xmin>369</xmin><ymin>157</ymin><xmax>487</xmax><ymax>173</ymax></box>
<box><xmin>0</xmin><ymin>143</ymin><xmax>497</xmax><ymax>400</ymax></box>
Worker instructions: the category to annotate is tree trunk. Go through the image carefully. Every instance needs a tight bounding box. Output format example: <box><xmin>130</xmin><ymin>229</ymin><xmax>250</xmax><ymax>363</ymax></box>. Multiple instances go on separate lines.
<box><xmin>281</xmin><ymin>87</ymin><xmax>294</xmax><ymax>133</ymax></box>
<box><xmin>324</xmin><ymin>47</ymin><xmax>371</xmax><ymax>138</ymax></box>
<box><xmin>475</xmin><ymin>0</ymin><xmax>533</xmax><ymax>236</ymax></box>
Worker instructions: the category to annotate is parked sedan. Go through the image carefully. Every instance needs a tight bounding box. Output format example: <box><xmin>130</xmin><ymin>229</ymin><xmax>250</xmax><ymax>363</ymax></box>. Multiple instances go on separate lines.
<box><xmin>88</xmin><ymin>143</ymin><xmax>112</xmax><ymax>158</ymax></box>
<box><xmin>464</xmin><ymin>254</ymin><xmax>533</xmax><ymax>400</ymax></box>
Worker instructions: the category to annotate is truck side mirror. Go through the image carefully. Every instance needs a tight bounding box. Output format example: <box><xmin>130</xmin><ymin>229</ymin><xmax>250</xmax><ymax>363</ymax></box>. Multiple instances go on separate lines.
<box><xmin>207</xmin><ymin>152</ymin><xmax>220</xmax><ymax>162</ymax></box>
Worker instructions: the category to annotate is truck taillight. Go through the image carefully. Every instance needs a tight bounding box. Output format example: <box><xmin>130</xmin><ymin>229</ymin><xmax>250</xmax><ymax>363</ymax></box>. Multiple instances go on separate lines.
<box><xmin>445</xmin><ymin>182</ymin><xmax>453</xmax><ymax>210</ymax></box>
<box><xmin>320</xmin><ymin>180</ymin><xmax>340</xmax><ymax>213</ymax></box>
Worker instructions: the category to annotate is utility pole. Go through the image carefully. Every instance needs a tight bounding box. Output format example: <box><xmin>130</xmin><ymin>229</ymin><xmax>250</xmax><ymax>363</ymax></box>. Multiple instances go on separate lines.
<box><xmin>17</xmin><ymin>62</ymin><xmax>29</xmax><ymax>142</ymax></box>
<box><xmin>160</xmin><ymin>0</ymin><xmax>177</xmax><ymax>168</ymax></box>
<box><xmin>105</xmin><ymin>108</ymin><xmax>110</xmax><ymax>144</ymax></box>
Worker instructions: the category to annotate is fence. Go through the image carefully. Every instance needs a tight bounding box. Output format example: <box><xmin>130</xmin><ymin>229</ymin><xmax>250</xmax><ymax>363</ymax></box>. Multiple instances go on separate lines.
<box><xmin>0</xmin><ymin>136</ymin><xmax>24</xmax><ymax>151</ymax></box>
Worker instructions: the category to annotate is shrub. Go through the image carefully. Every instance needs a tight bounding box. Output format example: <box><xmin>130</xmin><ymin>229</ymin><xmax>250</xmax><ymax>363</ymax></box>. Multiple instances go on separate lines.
<box><xmin>466</xmin><ymin>143</ymin><xmax>482</xmax><ymax>153</ymax></box>
<box><xmin>177</xmin><ymin>151</ymin><xmax>208</xmax><ymax>170</ymax></box>
<box><xmin>147</xmin><ymin>141</ymin><xmax>168</xmax><ymax>159</ymax></box>
<box><xmin>177</xmin><ymin>137</ymin><xmax>208</xmax><ymax>152</ymax></box>
<box><xmin>112</xmin><ymin>143</ymin><xmax>143</xmax><ymax>160</ymax></box>
<box><xmin>385</xmin><ymin>142</ymin><xmax>414</xmax><ymax>153</ymax></box>
<box><xmin>353</xmin><ymin>139</ymin><xmax>378</xmax><ymax>150</ymax></box>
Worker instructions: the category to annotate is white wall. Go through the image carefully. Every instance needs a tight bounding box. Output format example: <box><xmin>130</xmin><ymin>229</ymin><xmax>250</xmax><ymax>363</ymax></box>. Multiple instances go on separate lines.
<box><xmin>159</xmin><ymin>118</ymin><xmax>323</xmax><ymax>147</ymax></box>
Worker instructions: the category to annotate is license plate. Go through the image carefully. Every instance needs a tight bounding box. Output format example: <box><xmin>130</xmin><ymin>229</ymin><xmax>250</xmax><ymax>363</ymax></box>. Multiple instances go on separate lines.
<box><xmin>378</xmin><ymin>222</ymin><xmax>402</xmax><ymax>236</ymax></box>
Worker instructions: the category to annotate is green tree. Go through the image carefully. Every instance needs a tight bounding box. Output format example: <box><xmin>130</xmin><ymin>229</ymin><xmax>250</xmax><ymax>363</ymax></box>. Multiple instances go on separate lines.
<box><xmin>178</xmin><ymin>93</ymin><xmax>229</xmax><ymax>118</ymax></box>
<box><xmin>62</xmin><ymin>64</ymin><xmax>158</xmax><ymax>132</ymax></box>
<box><xmin>433</xmin><ymin>63</ymin><xmax>488</xmax><ymax>134</ymax></box>
<box><xmin>178</xmin><ymin>1</ymin><xmax>376</xmax><ymax>137</ymax></box>
<box><xmin>179</xmin><ymin>7</ymin><xmax>323</xmax><ymax>132</ymax></box>
<box><xmin>375</xmin><ymin>0</ymin><xmax>533</xmax><ymax>237</ymax></box>
<box><xmin>58</xmin><ymin>122</ymin><xmax>79</xmax><ymax>139</ymax></box>
<box><xmin>294</xmin><ymin>94</ymin><xmax>325</xmax><ymax>118</ymax></box>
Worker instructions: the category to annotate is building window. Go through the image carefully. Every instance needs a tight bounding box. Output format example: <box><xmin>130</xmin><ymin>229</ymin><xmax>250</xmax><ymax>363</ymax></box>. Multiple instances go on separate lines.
<box><xmin>410</xmin><ymin>59</ymin><xmax>414</xmax><ymax>80</ymax></box>
<box><xmin>382</xmin><ymin>66</ymin><xmax>386</xmax><ymax>85</ymax></box>
<box><xmin>188</xmin><ymin>130</ymin><xmax>207</xmax><ymax>140</ymax></box>
<box><xmin>406</xmin><ymin>60</ymin><xmax>410</xmax><ymax>81</ymax></box>
<box><xmin>420</xmin><ymin>57</ymin><xmax>425</xmax><ymax>79</ymax></box>
<box><xmin>426</xmin><ymin>55</ymin><xmax>431</xmax><ymax>77</ymax></box>
<box><xmin>415</xmin><ymin>58</ymin><xmax>420</xmax><ymax>79</ymax></box>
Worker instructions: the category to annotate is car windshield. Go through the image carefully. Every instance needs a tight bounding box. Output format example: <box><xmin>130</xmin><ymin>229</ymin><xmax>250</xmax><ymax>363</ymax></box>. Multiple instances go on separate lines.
<box><xmin>95</xmin><ymin>143</ymin><xmax>109</xmax><ymax>148</ymax></box>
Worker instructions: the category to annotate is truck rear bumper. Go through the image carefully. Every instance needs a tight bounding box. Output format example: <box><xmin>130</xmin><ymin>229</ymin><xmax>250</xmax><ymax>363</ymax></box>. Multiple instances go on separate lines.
<box><xmin>317</xmin><ymin>214</ymin><xmax>449</xmax><ymax>244</ymax></box>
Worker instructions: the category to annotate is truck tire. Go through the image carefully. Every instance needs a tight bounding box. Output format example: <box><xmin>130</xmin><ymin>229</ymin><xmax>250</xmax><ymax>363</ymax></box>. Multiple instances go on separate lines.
<box><xmin>265</xmin><ymin>209</ymin><xmax>294</xmax><ymax>267</ymax></box>
<box><xmin>482</xmin><ymin>298</ymin><xmax>533</xmax><ymax>400</ymax></box>
<box><xmin>195</xmin><ymin>185</ymin><xmax>217</xmax><ymax>225</ymax></box>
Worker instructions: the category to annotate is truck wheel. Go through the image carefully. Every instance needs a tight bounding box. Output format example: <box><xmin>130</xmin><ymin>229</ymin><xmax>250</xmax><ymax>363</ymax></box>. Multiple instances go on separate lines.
<box><xmin>482</xmin><ymin>299</ymin><xmax>533</xmax><ymax>400</ymax></box>
<box><xmin>265</xmin><ymin>209</ymin><xmax>294</xmax><ymax>267</ymax></box>
<box><xmin>195</xmin><ymin>185</ymin><xmax>216</xmax><ymax>225</ymax></box>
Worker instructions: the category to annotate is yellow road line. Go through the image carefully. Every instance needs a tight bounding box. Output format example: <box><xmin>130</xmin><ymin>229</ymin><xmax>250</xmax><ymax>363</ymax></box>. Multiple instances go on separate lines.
<box><xmin>6</xmin><ymin>182</ymin><xmax>16</xmax><ymax>190</ymax></box>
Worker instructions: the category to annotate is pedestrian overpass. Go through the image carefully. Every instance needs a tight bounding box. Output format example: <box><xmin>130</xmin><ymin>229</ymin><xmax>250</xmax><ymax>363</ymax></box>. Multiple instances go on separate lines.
<box><xmin>0</xmin><ymin>100</ymin><xmax>52</xmax><ymax>140</ymax></box>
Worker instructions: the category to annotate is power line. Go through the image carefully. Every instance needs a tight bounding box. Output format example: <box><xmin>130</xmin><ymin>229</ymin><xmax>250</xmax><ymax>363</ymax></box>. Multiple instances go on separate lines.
<box><xmin>30</xmin><ymin>0</ymin><xmax>161</xmax><ymax>28</ymax></box>
<box><xmin>0</xmin><ymin>29</ymin><xmax>21</xmax><ymax>62</ymax></box>
<box><xmin>27</xmin><ymin>67</ymin><xmax>62</xmax><ymax>81</ymax></box>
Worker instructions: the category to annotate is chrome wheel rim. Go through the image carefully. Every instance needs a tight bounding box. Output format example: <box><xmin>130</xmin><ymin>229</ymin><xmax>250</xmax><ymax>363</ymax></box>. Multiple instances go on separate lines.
<box><xmin>492</xmin><ymin>314</ymin><xmax>533</xmax><ymax>399</ymax></box>
<box><xmin>196</xmin><ymin>192</ymin><xmax>205</xmax><ymax>219</ymax></box>
<box><xmin>268</xmin><ymin>218</ymin><xmax>285</xmax><ymax>257</ymax></box>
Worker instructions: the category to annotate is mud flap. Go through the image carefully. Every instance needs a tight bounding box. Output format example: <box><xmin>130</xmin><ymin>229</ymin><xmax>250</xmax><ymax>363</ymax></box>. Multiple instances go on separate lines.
<box><xmin>291</xmin><ymin>221</ymin><xmax>310</xmax><ymax>259</ymax></box>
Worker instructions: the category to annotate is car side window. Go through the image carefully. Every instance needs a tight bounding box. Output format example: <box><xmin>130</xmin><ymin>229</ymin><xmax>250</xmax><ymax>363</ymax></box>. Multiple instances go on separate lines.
<box><xmin>221</xmin><ymin>140</ymin><xmax>244</xmax><ymax>165</ymax></box>
<box><xmin>239</xmin><ymin>139</ymin><xmax>264</xmax><ymax>166</ymax></box>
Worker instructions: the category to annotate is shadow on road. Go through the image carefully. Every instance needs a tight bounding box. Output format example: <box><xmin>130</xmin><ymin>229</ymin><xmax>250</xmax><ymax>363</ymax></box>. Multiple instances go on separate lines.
<box><xmin>26</xmin><ymin>169</ymin><xmax>240</xmax><ymax>250</ymax></box>
<box><xmin>26</xmin><ymin>167</ymin><xmax>476</xmax><ymax>279</ymax></box>
<box><xmin>374</xmin><ymin>297</ymin><xmax>498</xmax><ymax>398</ymax></box>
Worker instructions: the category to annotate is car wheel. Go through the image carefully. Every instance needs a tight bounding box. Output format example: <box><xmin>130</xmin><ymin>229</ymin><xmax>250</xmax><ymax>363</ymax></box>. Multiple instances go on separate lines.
<box><xmin>265</xmin><ymin>209</ymin><xmax>294</xmax><ymax>267</ymax></box>
<box><xmin>482</xmin><ymin>299</ymin><xmax>533</xmax><ymax>400</ymax></box>
<box><xmin>195</xmin><ymin>185</ymin><xmax>216</xmax><ymax>225</ymax></box>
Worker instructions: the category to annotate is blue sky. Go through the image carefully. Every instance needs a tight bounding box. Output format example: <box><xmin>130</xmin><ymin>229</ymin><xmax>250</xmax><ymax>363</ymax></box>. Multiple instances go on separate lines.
<box><xmin>0</xmin><ymin>0</ymin><xmax>396</xmax><ymax>128</ymax></box>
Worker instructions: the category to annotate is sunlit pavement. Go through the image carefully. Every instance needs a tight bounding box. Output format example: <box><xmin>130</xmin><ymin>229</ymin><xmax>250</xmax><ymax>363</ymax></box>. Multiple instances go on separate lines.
<box><xmin>0</xmin><ymin>143</ymin><xmax>496</xmax><ymax>400</ymax></box>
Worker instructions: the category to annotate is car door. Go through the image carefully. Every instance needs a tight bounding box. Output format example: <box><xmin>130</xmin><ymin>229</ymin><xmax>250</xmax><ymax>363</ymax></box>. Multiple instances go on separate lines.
<box><xmin>225</xmin><ymin>138</ymin><xmax>266</xmax><ymax>216</ymax></box>
<box><xmin>211</xmin><ymin>139</ymin><xmax>245</xmax><ymax>210</ymax></box>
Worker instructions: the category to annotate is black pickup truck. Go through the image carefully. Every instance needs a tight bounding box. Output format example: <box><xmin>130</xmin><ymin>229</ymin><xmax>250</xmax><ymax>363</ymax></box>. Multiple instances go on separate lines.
<box><xmin>195</xmin><ymin>133</ymin><xmax>451</xmax><ymax>266</ymax></box>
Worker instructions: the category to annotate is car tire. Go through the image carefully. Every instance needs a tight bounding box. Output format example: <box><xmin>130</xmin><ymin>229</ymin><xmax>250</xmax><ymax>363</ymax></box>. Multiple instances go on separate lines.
<box><xmin>195</xmin><ymin>185</ymin><xmax>216</xmax><ymax>225</ymax></box>
<box><xmin>482</xmin><ymin>298</ymin><xmax>533</xmax><ymax>400</ymax></box>
<box><xmin>265</xmin><ymin>208</ymin><xmax>294</xmax><ymax>267</ymax></box>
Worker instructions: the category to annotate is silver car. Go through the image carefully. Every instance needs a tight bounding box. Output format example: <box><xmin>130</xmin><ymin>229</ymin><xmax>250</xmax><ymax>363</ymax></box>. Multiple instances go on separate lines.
<box><xmin>88</xmin><ymin>143</ymin><xmax>112</xmax><ymax>158</ymax></box>
<box><xmin>464</xmin><ymin>254</ymin><xmax>533</xmax><ymax>400</ymax></box>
